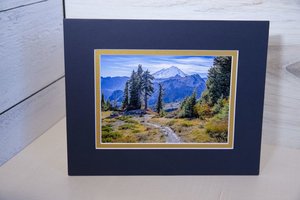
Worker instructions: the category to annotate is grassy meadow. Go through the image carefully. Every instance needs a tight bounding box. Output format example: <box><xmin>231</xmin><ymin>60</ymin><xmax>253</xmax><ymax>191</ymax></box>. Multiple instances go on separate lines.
<box><xmin>101</xmin><ymin>111</ymin><xmax>166</xmax><ymax>143</ymax></box>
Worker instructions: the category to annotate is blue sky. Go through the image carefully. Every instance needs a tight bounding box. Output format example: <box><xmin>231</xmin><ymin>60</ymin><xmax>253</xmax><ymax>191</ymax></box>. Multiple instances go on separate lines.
<box><xmin>100</xmin><ymin>55</ymin><xmax>215</xmax><ymax>78</ymax></box>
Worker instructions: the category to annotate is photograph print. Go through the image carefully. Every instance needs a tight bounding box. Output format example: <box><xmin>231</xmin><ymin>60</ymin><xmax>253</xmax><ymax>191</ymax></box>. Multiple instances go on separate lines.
<box><xmin>95</xmin><ymin>50</ymin><xmax>238</xmax><ymax>149</ymax></box>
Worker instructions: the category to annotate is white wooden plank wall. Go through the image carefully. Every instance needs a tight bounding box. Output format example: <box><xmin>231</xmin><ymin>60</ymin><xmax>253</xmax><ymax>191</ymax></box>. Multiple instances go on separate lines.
<box><xmin>0</xmin><ymin>0</ymin><xmax>65</xmax><ymax>165</ymax></box>
<box><xmin>0</xmin><ymin>78</ymin><xmax>65</xmax><ymax>165</ymax></box>
<box><xmin>66</xmin><ymin>0</ymin><xmax>300</xmax><ymax>150</ymax></box>
<box><xmin>1</xmin><ymin>0</ymin><xmax>299</xmax><ymax>166</ymax></box>
<box><xmin>0</xmin><ymin>0</ymin><xmax>64</xmax><ymax>113</ymax></box>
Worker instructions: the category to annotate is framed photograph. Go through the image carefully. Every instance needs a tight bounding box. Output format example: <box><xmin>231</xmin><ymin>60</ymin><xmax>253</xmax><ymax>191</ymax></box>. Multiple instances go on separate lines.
<box><xmin>95</xmin><ymin>49</ymin><xmax>238</xmax><ymax>149</ymax></box>
<box><xmin>64</xmin><ymin>19</ymin><xmax>269</xmax><ymax>175</ymax></box>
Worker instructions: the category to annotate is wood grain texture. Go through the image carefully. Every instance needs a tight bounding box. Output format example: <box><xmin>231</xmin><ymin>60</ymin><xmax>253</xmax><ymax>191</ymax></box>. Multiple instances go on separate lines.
<box><xmin>65</xmin><ymin>0</ymin><xmax>300</xmax><ymax>46</ymax></box>
<box><xmin>0</xmin><ymin>78</ymin><xmax>65</xmax><ymax>166</ymax></box>
<box><xmin>0</xmin><ymin>0</ymin><xmax>64</xmax><ymax>113</ymax></box>
<box><xmin>263</xmin><ymin>45</ymin><xmax>300</xmax><ymax>149</ymax></box>
<box><xmin>65</xmin><ymin>0</ymin><xmax>300</xmax><ymax>150</ymax></box>
<box><xmin>286</xmin><ymin>61</ymin><xmax>300</xmax><ymax>78</ymax></box>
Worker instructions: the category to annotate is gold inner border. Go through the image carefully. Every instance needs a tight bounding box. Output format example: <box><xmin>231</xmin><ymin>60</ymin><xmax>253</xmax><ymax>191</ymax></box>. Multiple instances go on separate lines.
<box><xmin>95</xmin><ymin>49</ymin><xmax>238</xmax><ymax>149</ymax></box>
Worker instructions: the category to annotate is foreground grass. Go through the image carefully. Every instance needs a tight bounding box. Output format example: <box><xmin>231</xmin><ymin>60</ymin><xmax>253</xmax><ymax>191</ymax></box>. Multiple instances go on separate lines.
<box><xmin>101</xmin><ymin>111</ymin><xmax>113</xmax><ymax>118</ymax></box>
<box><xmin>101</xmin><ymin>114</ymin><xmax>165</xmax><ymax>143</ymax></box>
<box><xmin>148</xmin><ymin>117</ymin><xmax>217</xmax><ymax>143</ymax></box>
<box><xmin>101</xmin><ymin>111</ymin><xmax>227</xmax><ymax>143</ymax></box>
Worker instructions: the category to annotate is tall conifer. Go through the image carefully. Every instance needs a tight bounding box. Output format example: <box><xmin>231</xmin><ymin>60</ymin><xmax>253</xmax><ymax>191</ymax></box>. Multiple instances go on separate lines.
<box><xmin>106</xmin><ymin>99</ymin><xmax>112</xmax><ymax>110</ymax></box>
<box><xmin>156</xmin><ymin>83</ymin><xmax>165</xmax><ymax>113</ymax></box>
<box><xmin>178</xmin><ymin>89</ymin><xmax>197</xmax><ymax>118</ymax></box>
<box><xmin>137</xmin><ymin>64</ymin><xmax>144</xmax><ymax>108</ymax></box>
<box><xmin>129</xmin><ymin>70</ymin><xmax>139</xmax><ymax>109</ymax></box>
<box><xmin>121</xmin><ymin>81</ymin><xmax>129</xmax><ymax>110</ymax></box>
<box><xmin>142</xmin><ymin>69</ymin><xmax>154</xmax><ymax>110</ymax></box>
<box><xmin>101</xmin><ymin>93</ymin><xmax>106</xmax><ymax>111</ymax></box>
<box><xmin>201</xmin><ymin>56</ymin><xmax>231</xmax><ymax>106</ymax></box>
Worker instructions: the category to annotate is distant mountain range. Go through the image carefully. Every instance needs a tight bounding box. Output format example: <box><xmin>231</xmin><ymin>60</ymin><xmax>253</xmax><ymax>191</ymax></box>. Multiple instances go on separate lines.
<box><xmin>101</xmin><ymin>76</ymin><xmax>129</xmax><ymax>99</ymax></box>
<box><xmin>149</xmin><ymin>73</ymin><xmax>206</xmax><ymax>105</ymax></box>
<box><xmin>101</xmin><ymin>66</ymin><xmax>207</xmax><ymax>107</ymax></box>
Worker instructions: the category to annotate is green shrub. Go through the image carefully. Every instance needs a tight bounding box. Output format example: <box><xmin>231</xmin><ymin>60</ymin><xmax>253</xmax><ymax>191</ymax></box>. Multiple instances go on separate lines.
<box><xmin>205</xmin><ymin>119</ymin><xmax>228</xmax><ymax>142</ymax></box>
<box><xmin>198</xmin><ymin>124</ymin><xmax>204</xmax><ymax>129</ymax></box>
<box><xmin>103</xmin><ymin>118</ymin><xmax>115</xmax><ymax>122</ymax></box>
<box><xmin>168</xmin><ymin>120</ymin><xmax>178</xmax><ymax>126</ymax></box>
<box><xmin>122</xmin><ymin>135</ymin><xmax>138</xmax><ymax>143</ymax></box>
<box><xmin>102</xmin><ymin>124</ymin><xmax>113</xmax><ymax>132</ymax></box>
<box><xmin>211</xmin><ymin>96</ymin><xmax>224</xmax><ymax>114</ymax></box>
<box><xmin>117</xmin><ymin>115</ymin><xmax>133</xmax><ymax>121</ymax></box>
<box><xmin>191</xmin><ymin>129</ymin><xmax>211</xmax><ymax>143</ymax></box>
<box><xmin>159</xmin><ymin>110</ymin><xmax>167</xmax><ymax>117</ymax></box>
<box><xmin>215</xmin><ymin>100</ymin><xmax>229</xmax><ymax>121</ymax></box>
<box><xmin>102</xmin><ymin>137</ymin><xmax>112</xmax><ymax>143</ymax></box>
<box><xmin>124</xmin><ymin>119</ymin><xmax>139</xmax><ymax>124</ymax></box>
<box><xmin>118</xmin><ymin>124</ymin><xmax>136</xmax><ymax>130</ymax></box>
<box><xmin>102</xmin><ymin>131</ymin><xmax>123</xmax><ymax>143</ymax></box>
<box><xmin>194</xmin><ymin>103</ymin><xmax>212</xmax><ymax>119</ymax></box>
<box><xmin>136</xmin><ymin>133</ymin><xmax>147</xmax><ymax>141</ymax></box>
<box><xmin>132</xmin><ymin>129</ymin><xmax>141</xmax><ymax>133</ymax></box>
<box><xmin>180</xmin><ymin>121</ymin><xmax>193</xmax><ymax>127</ymax></box>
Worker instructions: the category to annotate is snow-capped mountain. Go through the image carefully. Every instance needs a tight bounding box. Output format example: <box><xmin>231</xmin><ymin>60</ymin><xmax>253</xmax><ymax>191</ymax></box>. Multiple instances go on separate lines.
<box><xmin>152</xmin><ymin>66</ymin><xmax>187</xmax><ymax>78</ymax></box>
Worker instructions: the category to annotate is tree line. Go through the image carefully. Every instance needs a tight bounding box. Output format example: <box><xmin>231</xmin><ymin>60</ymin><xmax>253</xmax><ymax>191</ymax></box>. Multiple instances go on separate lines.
<box><xmin>101</xmin><ymin>93</ymin><xmax>117</xmax><ymax>111</ymax></box>
<box><xmin>101</xmin><ymin>64</ymin><xmax>165</xmax><ymax>113</ymax></box>
<box><xmin>178</xmin><ymin>56</ymin><xmax>232</xmax><ymax>119</ymax></box>
<box><xmin>121</xmin><ymin>64</ymin><xmax>155</xmax><ymax>110</ymax></box>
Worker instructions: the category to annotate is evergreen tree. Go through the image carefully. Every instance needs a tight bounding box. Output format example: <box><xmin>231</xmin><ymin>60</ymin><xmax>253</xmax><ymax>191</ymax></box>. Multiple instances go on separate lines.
<box><xmin>201</xmin><ymin>56</ymin><xmax>232</xmax><ymax>106</ymax></box>
<box><xmin>211</xmin><ymin>95</ymin><xmax>224</xmax><ymax>114</ymax></box>
<box><xmin>190</xmin><ymin>89</ymin><xmax>197</xmax><ymax>111</ymax></box>
<box><xmin>156</xmin><ymin>83</ymin><xmax>165</xmax><ymax>113</ymax></box>
<box><xmin>141</xmin><ymin>69</ymin><xmax>154</xmax><ymax>110</ymax></box>
<box><xmin>129</xmin><ymin>70</ymin><xmax>139</xmax><ymax>109</ymax></box>
<box><xmin>121</xmin><ymin>81</ymin><xmax>129</xmax><ymax>110</ymax></box>
<box><xmin>137</xmin><ymin>64</ymin><xmax>144</xmax><ymax>109</ymax></box>
<box><xmin>101</xmin><ymin>93</ymin><xmax>106</xmax><ymax>111</ymax></box>
<box><xmin>113</xmin><ymin>99</ymin><xmax>117</xmax><ymax>111</ymax></box>
<box><xmin>178</xmin><ymin>89</ymin><xmax>197</xmax><ymax>118</ymax></box>
<box><xmin>106</xmin><ymin>99</ymin><xmax>112</xmax><ymax>110</ymax></box>
<box><xmin>180</xmin><ymin>96</ymin><xmax>188</xmax><ymax>109</ymax></box>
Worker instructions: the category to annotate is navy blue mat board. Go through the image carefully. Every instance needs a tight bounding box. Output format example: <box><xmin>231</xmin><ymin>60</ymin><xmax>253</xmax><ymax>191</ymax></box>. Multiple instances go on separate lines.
<box><xmin>64</xmin><ymin>19</ymin><xmax>269</xmax><ymax>175</ymax></box>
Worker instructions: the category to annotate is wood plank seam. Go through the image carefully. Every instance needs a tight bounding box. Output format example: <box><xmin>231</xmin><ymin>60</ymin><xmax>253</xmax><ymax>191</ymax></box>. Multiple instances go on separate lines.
<box><xmin>0</xmin><ymin>0</ymin><xmax>48</xmax><ymax>12</ymax></box>
<box><xmin>62</xmin><ymin>0</ymin><xmax>66</xmax><ymax>18</ymax></box>
<box><xmin>0</xmin><ymin>75</ymin><xmax>65</xmax><ymax>116</ymax></box>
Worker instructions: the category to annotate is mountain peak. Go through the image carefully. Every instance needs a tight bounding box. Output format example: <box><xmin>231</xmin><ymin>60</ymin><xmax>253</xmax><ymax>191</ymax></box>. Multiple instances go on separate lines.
<box><xmin>152</xmin><ymin>66</ymin><xmax>187</xmax><ymax>79</ymax></box>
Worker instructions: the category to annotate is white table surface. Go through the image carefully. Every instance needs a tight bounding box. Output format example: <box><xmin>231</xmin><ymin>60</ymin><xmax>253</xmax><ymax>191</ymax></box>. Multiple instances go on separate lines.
<box><xmin>0</xmin><ymin>118</ymin><xmax>299</xmax><ymax>200</ymax></box>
